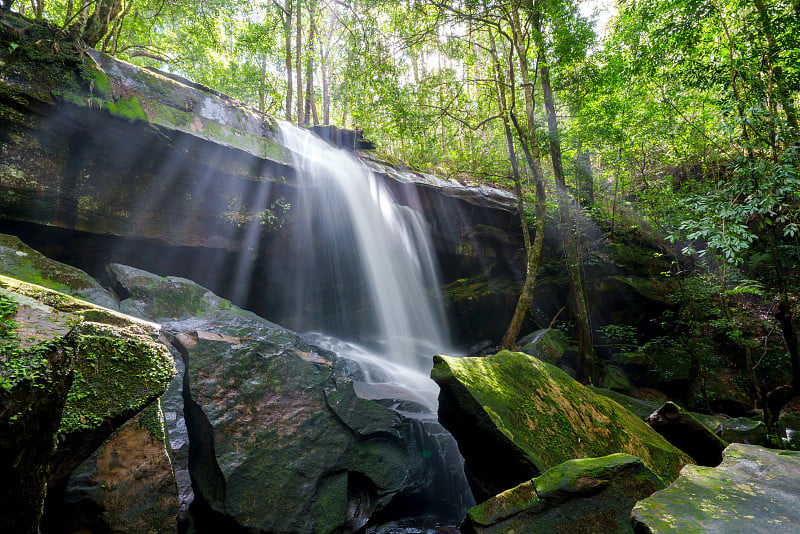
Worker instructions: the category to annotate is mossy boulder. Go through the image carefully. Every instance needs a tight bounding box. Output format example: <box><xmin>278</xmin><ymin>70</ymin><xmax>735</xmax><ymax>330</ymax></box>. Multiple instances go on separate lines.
<box><xmin>0</xmin><ymin>275</ymin><xmax>175</xmax><ymax>533</ymax></box>
<box><xmin>1</xmin><ymin>289</ymin><xmax>75</xmax><ymax>534</ymax></box>
<box><xmin>108</xmin><ymin>263</ymin><xmax>219</xmax><ymax>321</ymax></box>
<box><xmin>462</xmin><ymin>454</ymin><xmax>664</xmax><ymax>534</ymax></box>
<box><xmin>632</xmin><ymin>444</ymin><xmax>800</xmax><ymax>533</ymax></box>
<box><xmin>110</xmin><ymin>265</ymin><xmax>460</xmax><ymax>533</ymax></box>
<box><xmin>602</xmin><ymin>364</ymin><xmax>634</xmax><ymax>394</ymax></box>
<box><xmin>432</xmin><ymin>351</ymin><xmax>693</xmax><ymax>501</ymax></box>
<box><xmin>0</xmin><ymin>233</ymin><xmax>117</xmax><ymax>309</ymax></box>
<box><xmin>517</xmin><ymin>328</ymin><xmax>568</xmax><ymax>365</ymax></box>
<box><xmin>645</xmin><ymin>402</ymin><xmax>728</xmax><ymax>467</ymax></box>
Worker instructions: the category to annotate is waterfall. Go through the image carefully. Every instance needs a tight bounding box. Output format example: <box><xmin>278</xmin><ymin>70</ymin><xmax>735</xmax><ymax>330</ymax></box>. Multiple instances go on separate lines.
<box><xmin>278</xmin><ymin>122</ymin><xmax>454</xmax><ymax>408</ymax></box>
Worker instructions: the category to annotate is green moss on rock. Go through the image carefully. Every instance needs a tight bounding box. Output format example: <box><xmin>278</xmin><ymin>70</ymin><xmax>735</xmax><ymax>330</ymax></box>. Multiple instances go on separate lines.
<box><xmin>632</xmin><ymin>444</ymin><xmax>800</xmax><ymax>533</ymax></box>
<box><xmin>432</xmin><ymin>351</ymin><xmax>693</xmax><ymax>486</ymax></box>
<box><xmin>0</xmin><ymin>274</ymin><xmax>175</xmax><ymax>533</ymax></box>
<box><xmin>0</xmin><ymin>275</ymin><xmax>175</xmax><ymax>438</ymax></box>
<box><xmin>60</xmin><ymin>321</ymin><xmax>175</xmax><ymax>435</ymax></box>
<box><xmin>518</xmin><ymin>328</ymin><xmax>568</xmax><ymax>365</ymax></box>
<box><xmin>464</xmin><ymin>454</ymin><xmax>665</xmax><ymax>534</ymax></box>
<box><xmin>0</xmin><ymin>233</ymin><xmax>117</xmax><ymax>309</ymax></box>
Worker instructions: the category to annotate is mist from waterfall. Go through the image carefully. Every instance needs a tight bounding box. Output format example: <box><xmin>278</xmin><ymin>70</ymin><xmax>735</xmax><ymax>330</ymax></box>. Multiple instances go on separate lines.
<box><xmin>278</xmin><ymin>121</ymin><xmax>455</xmax><ymax>408</ymax></box>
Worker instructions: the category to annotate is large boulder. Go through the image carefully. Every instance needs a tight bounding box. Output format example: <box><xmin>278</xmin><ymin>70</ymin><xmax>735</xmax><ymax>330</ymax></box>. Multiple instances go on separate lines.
<box><xmin>462</xmin><ymin>454</ymin><xmax>664</xmax><ymax>534</ymax></box>
<box><xmin>431</xmin><ymin>351</ymin><xmax>693</xmax><ymax>502</ymax></box>
<box><xmin>645</xmin><ymin>402</ymin><xmax>728</xmax><ymax>467</ymax></box>
<box><xmin>632</xmin><ymin>444</ymin><xmax>800</xmax><ymax>533</ymax></box>
<box><xmin>109</xmin><ymin>263</ymin><xmax>465</xmax><ymax>533</ymax></box>
<box><xmin>0</xmin><ymin>275</ymin><xmax>175</xmax><ymax>534</ymax></box>
<box><xmin>1</xmin><ymin>286</ymin><xmax>75</xmax><ymax>534</ymax></box>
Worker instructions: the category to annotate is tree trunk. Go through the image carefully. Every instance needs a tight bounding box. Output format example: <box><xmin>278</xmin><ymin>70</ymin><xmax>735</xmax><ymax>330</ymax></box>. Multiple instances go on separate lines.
<box><xmin>537</xmin><ymin>18</ymin><xmax>600</xmax><ymax>383</ymax></box>
<box><xmin>320</xmin><ymin>6</ymin><xmax>333</xmax><ymax>125</ymax></box>
<box><xmin>753</xmin><ymin>0</ymin><xmax>799</xmax><ymax>134</ymax></box>
<box><xmin>575</xmin><ymin>140</ymin><xmax>594</xmax><ymax>207</ymax></box>
<box><xmin>280</xmin><ymin>2</ymin><xmax>293</xmax><ymax>121</ymax></box>
<box><xmin>259</xmin><ymin>55</ymin><xmax>268</xmax><ymax>112</ymax></box>
<box><xmin>499</xmin><ymin>8</ymin><xmax>548</xmax><ymax>350</ymax></box>
<box><xmin>295</xmin><ymin>0</ymin><xmax>303</xmax><ymax>125</ymax></box>
<box><xmin>71</xmin><ymin>0</ymin><xmax>125</xmax><ymax>48</ymax></box>
<box><xmin>303</xmin><ymin>0</ymin><xmax>316</xmax><ymax>126</ymax></box>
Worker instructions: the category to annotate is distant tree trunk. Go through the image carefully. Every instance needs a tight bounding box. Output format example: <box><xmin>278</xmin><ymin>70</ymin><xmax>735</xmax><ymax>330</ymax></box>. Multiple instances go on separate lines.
<box><xmin>753</xmin><ymin>0</ymin><xmax>799</xmax><ymax>134</ymax></box>
<box><xmin>486</xmin><ymin>34</ymin><xmax>529</xmax><ymax>290</ymax></box>
<box><xmin>275</xmin><ymin>0</ymin><xmax>293</xmax><ymax>121</ymax></box>
<box><xmin>295</xmin><ymin>0</ymin><xmax>303</xmax><ymax>125</ymax></box>
<box><xmin>575</xmin><ymin>140</ymin><xmax>594</xmax><ymax>207</ymax></box>
<box><xmin>767</xmin><ymin>228</ymin><xmax>800</xmax><ymax>434</ymax></box>
<box><xmin>259</xmin><ymin>55</ymin><xmax>268</xmax><ymax>112</ymax></box>
<box><xmin>320</xmin><ymin>6</ymin><xmax>334</xmax><ymax>125</ymax></box>
<box><xmin>303</xmin><ymin>0</ymin><xmax>316</xmax><ymax>126</ymax></box>
<box><xmin>537</xmin><ymin>14</ymin><xmax>600</xmax><ymax>383</ymax></box>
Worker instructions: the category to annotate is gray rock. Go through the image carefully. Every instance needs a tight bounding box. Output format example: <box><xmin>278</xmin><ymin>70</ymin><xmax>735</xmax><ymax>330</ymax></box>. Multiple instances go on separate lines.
<box><xmin>54</xmin><ymin>403</ymin><xmax>179</xmax><ymax>534</ymax></box>
<box><xmin>632</xmin><ymin>444</ymin><xmax>800</xmax><ymax>533</ymax></box>
<box><xmin>517</xmin><ymin>328</ymin><xmax>568</xmax><ymax>365</ymax></box>
<box><xmin>716</xmin><ymin>417</ymin><xmax>769</xmax><ymax>446</ymax></box>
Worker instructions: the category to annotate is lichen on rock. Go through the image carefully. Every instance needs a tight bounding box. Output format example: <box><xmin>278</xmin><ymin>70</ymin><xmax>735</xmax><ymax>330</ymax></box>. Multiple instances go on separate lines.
<box><xmin>632</xmin><ymin>444</ymin><xmax>800</xmax><ymax>533</ymax></box>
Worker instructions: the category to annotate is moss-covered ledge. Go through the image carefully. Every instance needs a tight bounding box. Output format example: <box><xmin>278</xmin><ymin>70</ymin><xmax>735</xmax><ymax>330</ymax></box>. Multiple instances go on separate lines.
<box><xmin>0</xmin><ymin>275</ymin><xmax>175</xmax><ymax>533</ymax></box>
<box><xmin>0</xmin><ymin>11</ymin><xmax>289</xmax><ymax>166</ymax></box>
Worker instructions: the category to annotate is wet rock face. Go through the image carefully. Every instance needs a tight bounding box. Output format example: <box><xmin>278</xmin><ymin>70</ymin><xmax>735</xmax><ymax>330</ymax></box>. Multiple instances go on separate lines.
<box><xmin>462</xmin><ymin>454</ymin><xmax>665</xmax><ymax>534</ymax></box>
<box><xmin>110</xmin><ymin>263</ymin><xmax>462</xmax><ymax>533</ymax></box>
<box><xmin>632</xmin><ymin>444</ymin><xmax>800</xmax><ymax>533</ymax></box>
<box><xmin>716</xmin><ymin>417</ymin><xmax>770</xmax><ymax>447</ymax></box>
<box><xmin>432</xmin><ymin>351</ymin><xmax>693</xmax><ymax>503</ymax></box>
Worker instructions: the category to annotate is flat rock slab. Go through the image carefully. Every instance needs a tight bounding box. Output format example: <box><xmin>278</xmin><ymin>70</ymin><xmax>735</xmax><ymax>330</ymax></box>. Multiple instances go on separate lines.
<box><xmin>632</xmin><ymin>443</ymin><xmax>800</xmax><ymax>533</ymax></box>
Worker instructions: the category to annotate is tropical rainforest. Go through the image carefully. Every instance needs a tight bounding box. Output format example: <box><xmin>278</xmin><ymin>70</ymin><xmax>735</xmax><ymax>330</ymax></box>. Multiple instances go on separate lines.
<box><xmin>1</xmin><ymin>0</ymin><xmax>800</xmax><ymax>531</ymax></box>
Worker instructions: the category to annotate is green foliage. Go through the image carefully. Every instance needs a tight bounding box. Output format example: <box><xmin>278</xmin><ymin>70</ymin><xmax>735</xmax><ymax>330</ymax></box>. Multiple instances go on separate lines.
<box><xmin>0</xmin><ymin>294</ymin><xmax>19</xmax><ymax>353</ymax></box>
<box><xmin>597</xmin><ymin>324</ymin><xmax>638</xmax><ymax>347</ymax></box>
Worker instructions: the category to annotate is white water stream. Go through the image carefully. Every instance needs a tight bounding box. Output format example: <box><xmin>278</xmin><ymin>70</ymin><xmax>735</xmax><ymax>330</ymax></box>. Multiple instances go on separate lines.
<box><xmin>278</xmin><ymin>122</ymin><xmax>455</xmax><ymax>409</ymax></box>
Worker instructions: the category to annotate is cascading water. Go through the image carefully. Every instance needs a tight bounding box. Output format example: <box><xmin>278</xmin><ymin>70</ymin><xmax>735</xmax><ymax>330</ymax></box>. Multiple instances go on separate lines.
<box><xmin>278</xmin><ymin>122</ymin><xmax>474</xmax><ymax>522</ymax></box>
<box><xmin>278</xmin><ymin>121</ymin><xmax>453</xmax><ymax>408</ymax></box>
